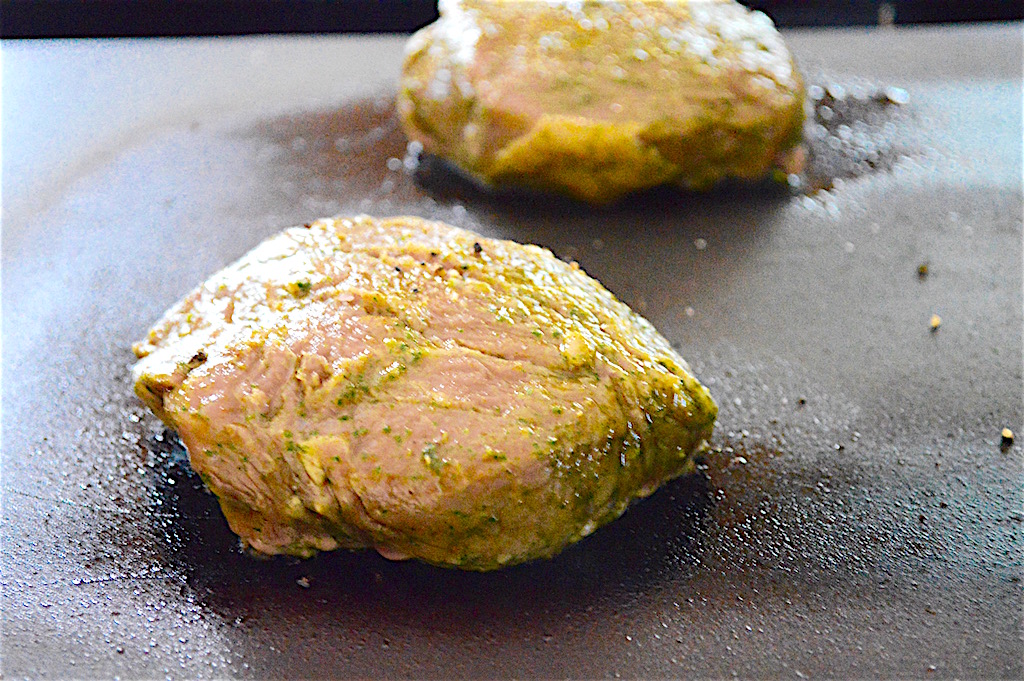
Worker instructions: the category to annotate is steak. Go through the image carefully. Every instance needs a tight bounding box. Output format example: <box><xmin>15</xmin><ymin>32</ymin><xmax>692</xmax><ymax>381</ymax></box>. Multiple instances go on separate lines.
<box><xmin>398</xmin><ymin>0</ymin><xmax>805</xmax><ymax>204</ymax></box>
<box><xmin>133</xmin><ymin>215</ymin><xmax>717</xmax><ymax>569</ymax></box>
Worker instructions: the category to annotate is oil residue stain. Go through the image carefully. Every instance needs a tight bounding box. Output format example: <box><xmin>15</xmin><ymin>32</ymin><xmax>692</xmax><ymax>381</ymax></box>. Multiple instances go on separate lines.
<box><xmin>244</xmin><ymin>77</ymin><xmax>914</xmax><ymax>219</ymax></box>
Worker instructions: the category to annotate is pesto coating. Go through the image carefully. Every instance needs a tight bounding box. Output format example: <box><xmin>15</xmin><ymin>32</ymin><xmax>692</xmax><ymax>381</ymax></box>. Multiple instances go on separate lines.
<box><xmin>132</xmin><ymin>215</ymin><xmax>717</xmax><ymax>570</ymax></box>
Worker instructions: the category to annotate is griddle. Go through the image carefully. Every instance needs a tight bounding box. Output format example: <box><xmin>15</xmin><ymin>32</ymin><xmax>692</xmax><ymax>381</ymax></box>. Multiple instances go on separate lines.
<box><xmin>3</xmin><ymin>24</ymin><xmax>1022</xmax><ymax>679</ymax></box>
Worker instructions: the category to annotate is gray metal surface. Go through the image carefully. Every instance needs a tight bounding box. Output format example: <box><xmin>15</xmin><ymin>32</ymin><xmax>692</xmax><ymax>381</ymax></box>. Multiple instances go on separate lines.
<box><xmin>3</xmin><ymin>25</ymin><xmax>1022</xmax><ymax>679</ymax></box>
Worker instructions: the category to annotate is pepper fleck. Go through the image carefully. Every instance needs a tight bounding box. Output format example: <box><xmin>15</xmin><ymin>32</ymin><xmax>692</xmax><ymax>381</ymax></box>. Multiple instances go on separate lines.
<box><xmin>473</xmin><ymin>242</ymin><xmax>483</xmax><ymax>254</ymax></box>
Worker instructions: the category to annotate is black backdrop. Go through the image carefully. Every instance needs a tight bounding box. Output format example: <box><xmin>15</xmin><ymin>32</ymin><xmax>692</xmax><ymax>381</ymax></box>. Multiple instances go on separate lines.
<box><xmin>2</xmin><ymin>0</ymin><xmax>1021</xmax><ymax>38</ymax></box>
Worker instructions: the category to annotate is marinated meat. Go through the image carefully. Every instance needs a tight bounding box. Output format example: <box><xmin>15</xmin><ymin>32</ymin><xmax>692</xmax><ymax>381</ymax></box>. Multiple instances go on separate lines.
<box><xmin>399</xmin><ymin>0</ymin><xmax>805</xmax><ymax>204</ymax></box>
<box><xmin>133</xmin><ymin>215</ymin><xmax>717</xmax><ymax>569</ymax></box>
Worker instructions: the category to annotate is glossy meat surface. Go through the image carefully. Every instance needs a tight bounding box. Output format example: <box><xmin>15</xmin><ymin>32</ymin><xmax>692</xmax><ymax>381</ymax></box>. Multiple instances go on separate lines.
<box><xmin>133</xmin><ymin>215</ymin><xmax>717</xmax><ymax>569</ymax></box>
<box><xmin>399</xmin><ymin>0</ymin><xmax>805</xmax><ymax>203</ymax></box>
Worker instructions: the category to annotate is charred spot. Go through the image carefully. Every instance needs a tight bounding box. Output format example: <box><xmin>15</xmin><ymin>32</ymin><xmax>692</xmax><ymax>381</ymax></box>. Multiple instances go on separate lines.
<box><xmin>185</xmin><ymin>350</ymin><xmax>208</xmax><ymax>370</ymax></box>
<box><xmin>473</xmin><ymin>242</ymin><xmax>483</xmax><ymax>255</ymax></box>
<box><xmin>142</xmin><ymin>381</ymin><xmax>173</xmax><ymax>401</ymax></box>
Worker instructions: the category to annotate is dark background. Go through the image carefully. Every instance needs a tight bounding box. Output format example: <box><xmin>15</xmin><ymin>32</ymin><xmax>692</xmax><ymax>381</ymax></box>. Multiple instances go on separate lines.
<box><xmin>2</xmin><ymin>0</ymin><xmax>1022</xmax><ymax>38</ymax></box>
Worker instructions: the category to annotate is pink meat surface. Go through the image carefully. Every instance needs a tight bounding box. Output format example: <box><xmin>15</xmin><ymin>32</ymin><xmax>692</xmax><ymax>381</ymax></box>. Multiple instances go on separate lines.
<box><xmin>133</xmin><ymin>215</ymin><xmax>716</xmax><ymax>569</ymax></box>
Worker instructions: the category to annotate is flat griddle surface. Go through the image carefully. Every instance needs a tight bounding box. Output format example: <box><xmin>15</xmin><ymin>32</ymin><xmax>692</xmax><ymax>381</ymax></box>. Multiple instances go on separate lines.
<box><xmin>3</xmin><ymin>25</ymin><xmax>1022</xmax><ymax>678</ymax></box>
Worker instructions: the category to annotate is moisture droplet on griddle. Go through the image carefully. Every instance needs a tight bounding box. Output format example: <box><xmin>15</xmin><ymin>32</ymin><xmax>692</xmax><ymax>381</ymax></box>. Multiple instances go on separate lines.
<box><xmin>801</xmin><ymin>78</ymin><xmax>911</xmax><ymax>192</ymax></box>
